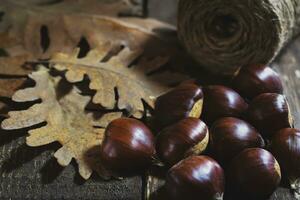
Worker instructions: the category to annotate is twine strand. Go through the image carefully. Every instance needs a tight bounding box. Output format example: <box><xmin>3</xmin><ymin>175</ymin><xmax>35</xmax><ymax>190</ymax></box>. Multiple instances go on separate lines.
<box><xmin>178</xmin><ymin>0</ymin><xmax>300</xmax><ymax>74</ymax></box>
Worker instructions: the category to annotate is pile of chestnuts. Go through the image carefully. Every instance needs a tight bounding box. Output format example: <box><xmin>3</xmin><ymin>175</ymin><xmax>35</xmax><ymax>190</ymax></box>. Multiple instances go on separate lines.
<box><xmin>99</xmin><ymin>64</ymin><xmax>300</xmax><ymax>200</ymax></box>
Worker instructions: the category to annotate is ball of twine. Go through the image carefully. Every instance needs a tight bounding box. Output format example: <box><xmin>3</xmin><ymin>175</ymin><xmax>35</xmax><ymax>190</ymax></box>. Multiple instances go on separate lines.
<box><xmin>178</xmin><ymin>0</ymin><xmax>300</xmax><ymax>74</ymax></box>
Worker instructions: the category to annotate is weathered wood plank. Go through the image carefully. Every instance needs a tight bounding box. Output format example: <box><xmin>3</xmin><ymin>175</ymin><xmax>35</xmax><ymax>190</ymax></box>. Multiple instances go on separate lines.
<box><xmin>0</xmin><ymin>121</ymin><xmax>143</xmax><ymax>200</ymax></box>
<box><xmin>274</xmin><ymin>39</ymin><xmax>300</xmax><ymax>129</ymax></box>
<box><xmin>148</xmin><ymin>0</ymin><xmax>178</xmax><ymax>24</ymax></box>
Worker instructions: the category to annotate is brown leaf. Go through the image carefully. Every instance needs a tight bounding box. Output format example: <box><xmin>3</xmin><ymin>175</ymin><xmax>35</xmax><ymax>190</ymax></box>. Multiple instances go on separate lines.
<box><xmin>0</xmin><ymin>102</ymin><xmax>5</xmax><ymax>113</ymax></box>
<box><xmin>0</xmin><ymin>55</ymin><xmax>35</xmax><ymax>114</ymax></box>
<box><xmin>0</xmin><ymin>1</ymin><xmax>190</xmax><ymax>118</ymax></box>
<box><xmin>38</xmin><ymin>15</ymin><xmax>190</xmax><ymax>118</ymax></box>
<box><xmin>1</xmin><ymin>0</ymin><xmax>143</xmax><ymax>19</ymax></box>
<box><xmin>1</xmin><ymin>66</ymin><xmax>122</xmax><ymax>179</ymax></box>
<box><xmin>0</xmin><ymin>0</ymin><xmax>144</xmax><ymax>58</ymax></box>
<box><xmin>0</xmin><ymin>78</ymin><xmax>25</xmax><ymax>115</ymax></box>
<box><xmin>0</xmin><ymin>55</ymin><xmax>33</xmax><ymax>75</ymax></box>
<box><xmin>0</xmin><ymin>55</ymin><xmax>34</xmax><ymax>114</ymax></box>
<box><xmin>0</xmin><ymin>79</ymin><xmax>26</xmax><ymax>97</ymax></box>
<box><xmin>50</xmin><ymin>45</ymin><xmax>189</xmax><ymax>118</ymax></box>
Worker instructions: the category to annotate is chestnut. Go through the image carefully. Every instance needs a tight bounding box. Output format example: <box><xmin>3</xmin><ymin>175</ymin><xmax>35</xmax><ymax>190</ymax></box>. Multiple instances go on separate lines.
<box><xmin>246</xmin><ymin>93</ymin><xmax>293</xmax><ymax>138</ymax></box>
<box><xmin>100</xmin><ymin>118</ymin><xmax>155</xmax><ymax>175</ymax></box>
<box><xmin>154</xmin><ymin>83</ymin><xmax>203</xmax><ymax>127</ymax></box>
<box><xmin>269</xmin><ymin>128</ymin><xmax>300</xmax><ymax>195</ymax></box>
<box><xmin>233</xmin><ymin>64</ymin><xmax>283</xmax><ymax>100</ymax></box>
<box><xmin>210</xmin><ymin>117</ymin><xmax>265</xmax><ymax>166</ymax></box>
<box><xmin>227</xmin><ymin>148</ymin><xmax>281</xmax><ymax>199</ymax></box>
<box><xmin>156</xmin><ymin>117</ymin><xmax>209</xmax><ymax>166</ymax></box>
<box><xmin>165</xmin><ymin>155</ymin><xmax>225</xmax><ymax>200</ymax></box>
<box><xmin>201</xmin><ymin>85</ymin><xmax>248</xmax><ymax>125</ymax></box>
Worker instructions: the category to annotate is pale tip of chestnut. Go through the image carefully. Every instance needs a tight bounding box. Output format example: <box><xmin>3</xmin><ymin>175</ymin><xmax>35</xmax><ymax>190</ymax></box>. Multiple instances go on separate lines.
<box><xmin>187</xmin><ymin>127</ymin><xmax>209</xmax><ymax>156</ymax></box>
<box><xmin>189</xmin><ymin>98</ymin><xmax>203</xmax><ymax>119</ymax></box>
<box><xmin>274</xmin><ymin>159</ymin><xmax>282</xmax><ymax>179</ymax></box>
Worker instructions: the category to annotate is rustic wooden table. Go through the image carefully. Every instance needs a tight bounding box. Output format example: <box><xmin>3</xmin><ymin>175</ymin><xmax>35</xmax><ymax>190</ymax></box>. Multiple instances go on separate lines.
<box><xmin>0</xmin><ymin>0</ymin><xmax>299</xmax><ymax>199</ymax></box>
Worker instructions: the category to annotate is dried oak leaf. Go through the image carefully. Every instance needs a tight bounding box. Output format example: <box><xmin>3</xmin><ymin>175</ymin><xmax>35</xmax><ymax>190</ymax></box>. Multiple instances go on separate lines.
<box><xmin>1</xmin><ymin>66</ymin><xmax>122</xmax><ymax>179</ymax></box>
<box><xmin>50</xmin><ymin>45</ymin><xmax>189</xmax><ymax>118</ymax></box>
<box><xmin>36</xmin><ymin>15</ymin><xmax>190</xmax><ymax>118</ymax></box>
<box><xmin>0</xmin><ymin>79</ymin><xmax>26</xmax><ymax>97</ymax></box>
<box><xmin>1</xmin><ymin>0</ymin><xmax>143</xmax><ymax>20</ymax></box>
<box><xmin>0</xmin><ymin>0</ymin><xmax>144</xmax><ymax>57</ymax></box>
<box><xmin>0</xmin><ymin>78</ymin><xmax>25</xmax><ymax>116</ymax></box>
<box><xmin>0</xmin><ymin>55</ymin><xmax>33</xmax><ymax>76</ymax></box>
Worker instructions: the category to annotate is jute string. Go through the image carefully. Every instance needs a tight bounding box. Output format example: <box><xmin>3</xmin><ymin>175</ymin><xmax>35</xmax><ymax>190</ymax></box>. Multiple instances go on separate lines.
<box><xmin>177</xmin><ymin>0</ymin><xmax>300</xmax><ymax>74</ymax></box>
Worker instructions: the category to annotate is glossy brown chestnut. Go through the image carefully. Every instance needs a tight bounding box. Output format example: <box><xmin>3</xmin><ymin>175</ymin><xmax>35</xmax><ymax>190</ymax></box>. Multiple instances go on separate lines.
<box><xmin>201</xmin><ymin>85</ymin><xmax>248</xmax><ymax>125</ymax></box>
<box><xmin>156</xmin><ymin>117</ymin><xmax>209</xmax><ymax>166</ymax></box>
<box><xmin>154</xmin><ymin>83</ymin><xmax>203</xmax><ymax>127</ymax></box>
<box><xmin>100</xmin><ymin>118</ymin><xmax>155</xmax><ymax>175</ymax></box>
<box><xmin>165</xmin><ymin>155</ymin><xmax>225</xmax><ymax>200</ymax></box>
<box><xmin>246</xmin><ymin>93</ymin><xmax>293</xmax><ymax>138</ymax></box>
<box><xmin>227</xmin><ymin>148</ymin><xmax>281</xmax><ymax>199</ymax></box>
<box><xmin>210</xmin><ymin>117</ymin><xmax>264</xmax><ymax>166</ymax></box>
<box><xmin>233</xmin><ymin>64</ymin><xmax>283</xmax><ymax>100</ymax></box>
<box><xmin>270</xmin><ymin>128</ymin><xmax>300</xmax><ymax>194</ymax></box>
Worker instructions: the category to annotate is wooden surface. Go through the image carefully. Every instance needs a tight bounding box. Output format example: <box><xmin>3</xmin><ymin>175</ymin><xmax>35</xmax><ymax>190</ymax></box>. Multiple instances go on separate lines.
<box><xmin>148</xmin><ymin>0</ymin><xmax>178</xmax><ymax>24</ymax></box>
<box><xmin>0</xmin><ymin>0</ymin><xmax>299</xmax><ymax>199</ymax></box>
<box><xmin>0</xmin><ymin>131</ymin><xmax>143</xmax><ymax>199</ymax></box>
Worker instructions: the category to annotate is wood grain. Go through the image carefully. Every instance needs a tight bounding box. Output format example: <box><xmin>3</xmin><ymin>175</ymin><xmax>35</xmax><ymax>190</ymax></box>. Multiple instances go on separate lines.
<box><xmin>0</xmin><ymin>131</ymin><xmax>143</xmax><ymax>200</ymax></box>
<box><xmin>148</xmin><ymin>0</ymin><xmax>178</xmax><ymax>24</ymax></box>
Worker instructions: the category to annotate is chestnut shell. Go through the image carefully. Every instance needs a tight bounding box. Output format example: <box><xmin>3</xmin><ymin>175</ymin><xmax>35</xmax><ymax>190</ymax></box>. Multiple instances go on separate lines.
<box><xmin>156</xmin><ymin>117</ymin><xmax>209</xmax><ymax>166</ymax></box>
<box><xmin>100</xmin><ymin>118</ymin><xmax>155</xmax><ymax>175</ymax></box>
<box><xmin>201</xmin><ymin>85</ymin><xmax>248</xmax><ymax>125</ymax></box>
<box><xmin>233</xmin><ymin>64</ymin><xmax>283</xmax><ymax>100</ymax></box>
<box><xmin>210</xmin><ymin>117</ymin><xmax>264</xmax><ymax>166</ymax></box>
<box><xmin>227</xmin><ymin>148</ymin><xmax>281</xmax><ymax>199</ymax></box>
<box><xmin>165</xmin><ymin>155</ymin><xmax>225</xmax><ymax>200</ymax></box>
<box><xmin>246</xmin><ymin>93</ymin><xmax>293</xmax><ymax>138</ymax></box>
<box><xmin>270</xmin><ymin>128</ymin><xmax>300</xmax><ymax>189</ymax></box>
<box><xmin>154</xmin><ymin>83</ymin><xmax>203</xmax><ymax>128</ymax></box>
